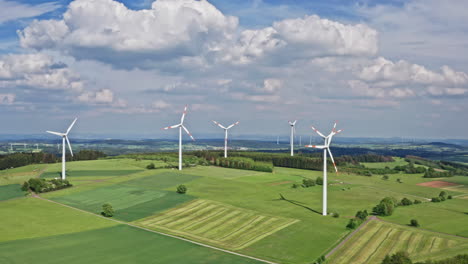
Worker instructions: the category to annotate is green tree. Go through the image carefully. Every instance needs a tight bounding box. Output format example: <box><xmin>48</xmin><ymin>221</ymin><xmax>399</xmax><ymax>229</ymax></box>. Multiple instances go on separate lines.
<box><xmin>414</xmin><ymin>199</ymin><xmax>422</xmax><ymax>204</ymax></box>
<box><xmin>355</xmin><ymin>210</ymin><xmax>368</xmax><ymax>221</ymax></box>
<box><xmin>373</xmin><ymin>197</ymin><xmax>397</xmax><ymax>216</ymax></box>
<box><xmin>410</xmin><ymin>219</ymin><xmax>419</xmax><ymax>227</ymax></box>
<box><xmin>177</xmin><ymin>184</ymin><xmax>187</xmax><ymax>194</ymax></box>
<box><xmin>101</xmin><ymin>203</ymin><xmax>114</xmax><ymax>217</ymax></box>
<box><xmin>382</xmin><ymin>175</ymin><xmax>389</xmax><ymax>180</ymax></box>
<box><xmin>302</xmin><ymin>178</ymin><xmax>316</xmax><ymax>187</ymax></box>
<box><xmin>382</xmin><ymin>251</ymin><xmax>412</xmax><ymax>264</ymax></box>
<box><xmin>346</xmin><ymin>219</ymin><xmax>357</xmax><ymax>229</ymax></box>
<box><xmin>146</xmin><ymin>163</ymin><xmax>155</xmax><ymax>169</ymax></box>
<box><xmin>400</xmin><ymin>198</ymin><xmax>413</xmax><ymax>206</ymax></box>
<box><xmin>316</xmin><ymin>177</ymin><xmax>323</xmax><ymax>185</ymax></box>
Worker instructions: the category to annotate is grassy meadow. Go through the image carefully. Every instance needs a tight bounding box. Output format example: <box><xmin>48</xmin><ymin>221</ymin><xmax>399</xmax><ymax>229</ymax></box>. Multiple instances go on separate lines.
<box><xmin>0</xmin><ymin>157</ymin><xmax>467</xmax><ymax>264</ymax></box>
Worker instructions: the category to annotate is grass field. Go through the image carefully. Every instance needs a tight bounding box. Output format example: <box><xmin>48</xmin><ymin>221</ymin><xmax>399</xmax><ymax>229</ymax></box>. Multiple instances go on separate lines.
<box><xmin>0</xmin><ymin>198</ymin><xmax>116</xmax><ymax>243</ymax></box>
<box><xmin>0</xmin><ymin>184</ymin><xmax>25</xmax><ymax>201</ymax></box>
<box><xmin>0</xmin><ymin>164</ymin><xmax>47</xmax><ymax>185</ymax></box>
<box><xmin>328</xmin><ymin>219</ymin><xmax>468</xmax><ymax>264</ymax></box>
<box><xmin>0</xmin><ymin>225</ymin><xmax>264</xmax><ymax>264</ymax></box>
<box><xmin>135</xmin><ymin>199</ymin><xmax>299</xmax><ymax>250</ymax></box>
<box><xmin>1</xmin><ymin>158</ymin><xmax>467</xmax><ymax>264</ymax></box>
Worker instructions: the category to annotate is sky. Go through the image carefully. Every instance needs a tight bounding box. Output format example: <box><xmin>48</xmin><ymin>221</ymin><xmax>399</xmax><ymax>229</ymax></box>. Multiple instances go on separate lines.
<box><xmin>0</xmin><ymin>0</ymin><xmax>467</xmax><ymax>139</ymax></box>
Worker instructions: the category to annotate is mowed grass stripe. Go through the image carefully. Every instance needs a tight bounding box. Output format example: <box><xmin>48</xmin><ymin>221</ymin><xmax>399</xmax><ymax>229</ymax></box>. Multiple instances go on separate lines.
<box><xmin>408</xmin><ymin>233</ymin><xmax>424</xmax><ymax>254</ymax></box>
<box><xmin>190</xmin><ymin>211</ymin><xmax>243</xmax><ymax>235</ymax></box>
<box><xmin>140</xmin><ymin>200</ymin><xmax>208</xmax><ymax>226</ymax></box>
<box><xmin>332</xmin><ymin>222</ymin><xmax>383</xmax><ymax>264</ymax></box>
<box><xmin>331</xmin><ymin>221</ymin><xmax>379</xmax><ymax>264</ymax></box>
<box><xmin>180</xmin><ymin>208</ymin><xmax>229</xmax><ymax>231</ymax></box>
<box><xmin>368</xmin><ymin>229</ymin><xmax>404</xmax><ymax>263</ymax></box>
<box><xmin>134</xmin><ymin>199</ymin><xmax>298</xmax><ymax>250</ymax></box>
<box><xmin>349</xmin><ymin>226</ymin><xmax>392</xmax><ymax>263</ymax></box>
<box><xmin>389</xmin><ymin>230</ymin><xmax>412</xmax><ymax>255</ymax></box>
<box><xmin>430</xmin><ymin>237</ymin><xmax>442</xmax><ymax>253</ymax></box>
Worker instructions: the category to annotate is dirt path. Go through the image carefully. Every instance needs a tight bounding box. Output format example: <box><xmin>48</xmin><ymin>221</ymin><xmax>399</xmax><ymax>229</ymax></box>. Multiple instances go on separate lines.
<box><xmin>325</xmin><ymin>216</ymin><xmax>377</xmax><ymax>258</ymax></box>
<box><xmin>32</xmin><ymin>195</ymin><xmax>280</xmax><ymax>264</ymax></box>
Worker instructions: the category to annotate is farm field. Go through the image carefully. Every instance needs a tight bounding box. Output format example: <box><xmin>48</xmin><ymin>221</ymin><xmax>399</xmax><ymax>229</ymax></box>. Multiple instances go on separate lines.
<box><xmin>0</xmin><ymin>157</ymin><xmax>467</xmax><ymax>264</ymax></box>
<box><xmin>0</xmin><ymin>184</ymin><xmax>25</xmax><ymax>201</ymax></box>
<box><xmin>328</xmin><ymin>219</ymin><xmax>468</xmax><ymax>264</ymax></box>
<box><xmin>134</xmin><ymin>199</ymin><xmax>299</xmax><ymax>250</ymax></box>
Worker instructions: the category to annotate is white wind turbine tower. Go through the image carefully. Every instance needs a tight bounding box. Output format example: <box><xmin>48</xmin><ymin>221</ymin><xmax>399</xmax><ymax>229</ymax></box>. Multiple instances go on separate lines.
<box><xmin>305</xmin><ymin>121</ymin><xmax>342</xmax><ymax>216</ymax></box>
<box><xmin>288</xmin><ymin>120</ymin><xmax>297</xmax><ymax>156</ymax></box>
<box><xmin>46</xmin><ymin>118</ymin><xmax>77</xmax><ymax>180</ymax></box>
<box><xmin>212</xmin><ymin>120</ymin><xmax>240</xmax><ymax>158</ymax></box>
<box><xmin>162</xmin><ymin>105</ymin><xmax>195</xmax><ymax>170</ymax></box>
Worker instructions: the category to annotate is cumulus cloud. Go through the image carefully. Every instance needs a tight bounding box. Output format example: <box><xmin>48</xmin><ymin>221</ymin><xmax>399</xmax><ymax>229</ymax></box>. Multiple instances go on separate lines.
<box><xmin>19</xmin><ymin>0</ymin><xmax>238</xmax><ymax>67</ymax></box>
<box><xmin>77</xmin><ymin>89</ymin><xmax>114</xmax><ymax>104</ymax></box>
<box><xmin>0</xmin><ymin>53</ymin><xmax>84</xmax><ymax>91</ymax></box>
<box><xmin>152</xmin><ymin>99</ymin><xmax>170</xmax><ymax>109</ymax></box>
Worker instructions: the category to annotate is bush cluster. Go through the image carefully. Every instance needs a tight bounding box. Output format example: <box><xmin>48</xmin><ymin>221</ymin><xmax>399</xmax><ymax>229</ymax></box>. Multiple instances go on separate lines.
<box><xmin>21</xmin><ymin>178</ymin><xmax>72</xmax><ymax>193</ymax></box>
<box><xmin>431</xmin><ymin>191</ymin><xmax>451</xmax><ymax>203</ymax></box>
<box><xmin>346</xmin><ymin>210</ymin><xmax>368</xmax><ymax>229</ymax></box>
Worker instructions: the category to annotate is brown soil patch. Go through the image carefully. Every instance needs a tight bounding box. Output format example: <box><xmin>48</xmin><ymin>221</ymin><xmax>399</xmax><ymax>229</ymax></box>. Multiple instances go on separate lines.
<box><xmin>417</xmin><ymin>181</ymin><xmax>458</xmax><ymax>188</ymax></box>
<box><xmin>268</xmin><ymin>181</ymin><xmax>293</xmax><ymax>186</ymax></box>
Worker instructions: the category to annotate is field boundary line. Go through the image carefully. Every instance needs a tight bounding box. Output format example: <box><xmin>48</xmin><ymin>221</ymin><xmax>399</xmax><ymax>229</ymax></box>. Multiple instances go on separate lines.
<box><xmin>32</xmin><ymin>195</ymin><xmax>280</xmax><ymax>264</ymax></box>
<box><xmin>325</xmin><ymin>215</ymin><xmax>377</xmax><ymax>258</ymax></box>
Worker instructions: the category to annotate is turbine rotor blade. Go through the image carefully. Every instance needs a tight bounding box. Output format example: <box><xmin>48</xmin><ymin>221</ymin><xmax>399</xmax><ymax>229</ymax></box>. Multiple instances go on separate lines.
<box><xmin>212</xmin><ymin>120</ymin><xmax>226</xmax><ymax>129</ymax></box>
<box><xmin>180</xmin><ymin>105</ymin><xmax>188</xmax><ymax>124</ymax></box>
<box><xmin>226</xmin><ymin>121</ymin><xmax>240</xmax><ymax>129</ymax></box>
<box><xmin>327</xmin><ymin>148</ymin><xmax>338</xmax><ymax>173</ymax></box>
<box><xmin>182</xmin><ymin>125</ymin><xmax>195</xmax><ymax>141</ymax></box>
<box><xmin>66</xmin><ymin>117</ymin><xmax>78</xmax><ymax>135</ymax></box>
<box><xmin>162</xmin><ymin>124</ymin><xmax>181</xmax><ymax>130</ymax></box>
<box><xmin>311</xmin><ymin>126</ymin><xmax>326</xmax><ymax>138</ymax></box>
<box><xmin>46</xmin><ymin>131</ymin><xmax>64</xmax><ymax>137</ymax></box>
<box><xmin>65</xmin><ymin>136</ymin><xmax>73</xmax><ymax>157</ymax></box>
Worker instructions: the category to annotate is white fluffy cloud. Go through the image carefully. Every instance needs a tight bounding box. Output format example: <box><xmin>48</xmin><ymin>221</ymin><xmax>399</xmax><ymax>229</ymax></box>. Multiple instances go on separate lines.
<box><xmin>19</xmin><ymin>0</ymin><xmax>238</xmax><ymax>66</ymax></box>
<box><xmin>0</xmin><ymin>53</ymin><xmax>84</xmax><ymax>91</ymax></box>
<box><xmin>18</xmin><ymin>0</ymin><xmax>378</xmax><ymax>68</ymax></box>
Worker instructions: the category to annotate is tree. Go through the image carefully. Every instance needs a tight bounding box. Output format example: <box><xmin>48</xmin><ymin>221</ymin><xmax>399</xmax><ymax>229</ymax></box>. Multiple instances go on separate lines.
<box><xmin>302</xmin><ymin>178</ymin><xmax>315</xmax><ymax>187</ymax></box>
<box><xmin>431</xmin><ymin>197</ymin><xmax>441</xmax><ymax>203</ymax></box>
<box><xmin>101</xmin><ymin>203</ymin><xmax>114</xmax><ymax>217</ymax></box>
<box><xmin>373</xmin><ymin>197</ymin><xmax>397</xmax><ymax>216</ymax></box>
<box><xmin>382</xmin><ymin>251</ymin><xmax>412</xmax><ymax>264</ymax></box>
<box><xmin>414</xmin><ymin>199</ymin><xmax>422</xmax><ymax>204</ymax></box>
<box><xmin>316</xmin><ymin>177</ymin><xmax>323</xmax><ymax>185</ymax></box>
<box><xmin>410</xmin><ymin>219</ymin><xmax>419</xmax><ymax>227</ymax></box>
<box><xmin>177</xmin><ymin>184</ymin><xmax>187</xmax><ymax>194</ymax></box>
<box><xmin>439</xmin><ymin>191</ymin><xmax>447</xmax><ymax>200</ymax></box>
<box><xmin>382</xmin><ymin>175</ymin><xmax>389</xmax><ymax>180</ymax></box>
<box><xmin>146</xmin><ymin>163</ymin><xmax>156</xmax><ymax>169</ymax></box>
<box><xmin>400</xmin><ymin>198</ymin><xmax>413</xmax><ymax>206</ymax></box>
<box><xmin>356</xmin><ymin>210</ymin><xmax>368</xmax><ymax>221</ymax></box>
<box><xmin>346</xmin><ymin>219</ymin><xmax>357</xmax><ymax>229</ymax></box>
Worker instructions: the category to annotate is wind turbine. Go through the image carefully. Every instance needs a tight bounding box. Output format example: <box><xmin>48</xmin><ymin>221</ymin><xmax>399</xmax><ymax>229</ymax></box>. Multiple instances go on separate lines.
<box><xmin>288</xmin><ymin>120</ymin><xmax>297</xmax><ymax>156</ymax></box>
<box><xmin>305</xmin><ymin>121</ymin><xmax>342</xmax><ymax>216</ymax></box>
<box><xmin>212</xmin><ymin>120</ymin><xmax>240</xmax><ymax>158</ymax></box>
<box><xmin>162</xmin><ymin>105</ymin><xmax>195</xmax><ymax>170</ymax></box>
<box><xmin>46</xmin><ymin>118</ymin><xmax>77</xmax><ymax>180</ymax></box>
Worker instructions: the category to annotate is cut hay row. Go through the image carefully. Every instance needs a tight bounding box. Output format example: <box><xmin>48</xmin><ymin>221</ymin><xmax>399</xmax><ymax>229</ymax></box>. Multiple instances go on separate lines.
<box><xmin>328</xmin><ymin>219</ymin><xmax>468</xmax><ymax>264</ymax></box>
<box><xmin>134</xmin><ymin>199</ymin><xmax>298</xmax><ymax>250</ymax></box>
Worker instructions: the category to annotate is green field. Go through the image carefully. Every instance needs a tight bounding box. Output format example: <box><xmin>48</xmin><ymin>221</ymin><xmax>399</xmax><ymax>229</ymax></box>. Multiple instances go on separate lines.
<box><xmin>0</xmin><ymin>184</ymin><xmax>25</xmax><ymax>201</ymax></box>
<box><xmin>328</xmin><ymin>219</ymin><xmax>468</xmax><ymax>264</ymax></box>
<box><xmin>1</xmin><ymin>158</ymin><xmax>467</xmax><ymax>264</ymax></box>
<box><xmin>135</xmin><ymin>199</ymin><xmax>299</xmax><ymax>250</ymax></box>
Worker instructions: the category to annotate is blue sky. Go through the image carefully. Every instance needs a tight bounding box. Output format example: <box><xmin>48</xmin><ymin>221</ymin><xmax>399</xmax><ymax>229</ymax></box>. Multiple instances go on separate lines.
<box><xmin>0</xmin><ymin>0</ymin><xmax>467</xmax><ymax>139</ymax></box>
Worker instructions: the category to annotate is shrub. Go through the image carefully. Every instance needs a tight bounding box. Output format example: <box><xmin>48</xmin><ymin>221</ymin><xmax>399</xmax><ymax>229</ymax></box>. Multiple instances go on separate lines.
<box><xmin>382</xmin><ymin>175</ymin><xmax>389</xmax><ymax>180</ymax></box>
<box><xmin>315</xmin><ymin>255</ymin><xmax>326</xmax><ymax>264</ymax></box>
<box><xmin>302</xmin><ymin>178</ymin><xmax>316</xmax><ymax>187</ymax></box>
<box><xmin>400</xmin><ymin>198</ymin><xmax>413</xmax><ymax>206</ymax></box>
<box><xmin>410</xmin><ymin>219</ymin><xmax>419</xmax><ymax>227</ymax></box>
<box><xmin>22</xmin><ymin>178</ymin><xmax>72</xmax><ymax>193</ymax></box>
<box><xmin>333</xmin><ymin>212</ymin><xmax>340</xmax><ymax>218</ymax></box>
<box><xmin>315</xmin><ymin>177</ymin><xmax>323</xmax><ymax>185</ymax></box>
<box><xmin>355</xmin><ymin>210</ymin><xmax>368</xmax><ymax>221</ymax></box>
<box><xmin>397</xmin><ymin>178</ymin><xmax>402</xmax><ymax>183</ymax></box>
<box><xmin>373</xmin><ymin>197</ymin><xmax>397</xmax><ymax>216</ymax></box>
<box><xmin>101</xmin><ymin>203</ymin><xmax>114</xmax><ymax>217</ymax></box>
<box><xmin>346</xmin><ymin>219</ymin><xmax>358</xmax><ymax>229</ymax></box>
<box><xmin>414</xmin><ymin>199</ymin><xmax>422</xmax><ymax>204</ymax></box>
<box><xmin>176</xmin><ymin>184</ymin><xmax>187</xmax><ymax>194</ymax></box>
<box><xmin>382</xmin><ymin>251</ymin><xmax>412</xmax><ymax>264</ymax></box>
<box><xmin>431</xmin><ymin>197</ymin><xmax>441</xmax><ymax>203</ymax></box>
<box><xmin>448</xmin><ymin>195</ymin><xmax>453</xmax><ymax>199</ymax></box>
<box><xmin>146</xmin><ymin>163</ymin><xmax>156</xmax><ymax>169</ymax></box>
<box><xmin>292</xmin><ymin>183</ymin><xmax>300</xmax><ymax>188</ymax></box>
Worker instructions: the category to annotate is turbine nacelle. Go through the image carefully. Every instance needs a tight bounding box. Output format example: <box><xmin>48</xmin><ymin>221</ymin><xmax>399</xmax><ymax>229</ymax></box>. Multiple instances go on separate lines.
<box><xmin>46</xmin><ymin>117</ymin><xmax>77</xmax><ymax>157</ymax></box>
<box><xmin>305</xmin><ymin>121</ymin><xmax>343</xmax><ymax>173</ymax></box>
